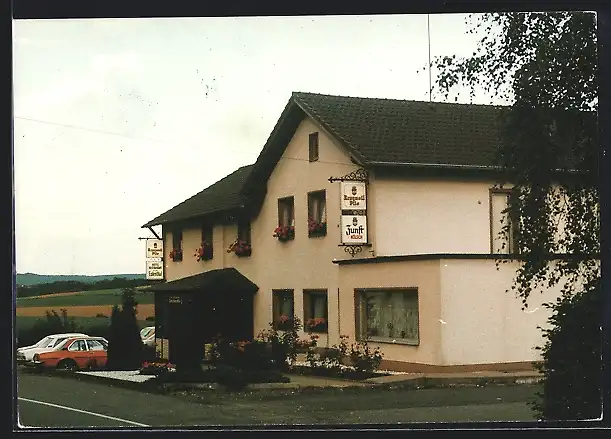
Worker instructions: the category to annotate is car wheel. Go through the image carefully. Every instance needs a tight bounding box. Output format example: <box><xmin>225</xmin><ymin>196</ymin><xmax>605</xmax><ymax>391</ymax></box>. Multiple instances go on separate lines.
<box><xmin>56</xmin><ymin>359</ymin><xmax>78</xmax><ymax>371</ymax></box>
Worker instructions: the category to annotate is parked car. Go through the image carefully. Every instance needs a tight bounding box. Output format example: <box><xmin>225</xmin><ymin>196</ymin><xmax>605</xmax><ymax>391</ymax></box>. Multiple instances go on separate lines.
<box><xmin>30</xmin><ymin>336</ymin><xmax>109</xmax><ymax>371</ymax></box>
<box><xmin>16</xmin><ymin>333</ymin><xmax>89</xmax><ymax>364</ymax></box>
<box><xmin>140</xmin><ymin>326</ymin><xmax>155</xmax><ymax>347</ymax></box>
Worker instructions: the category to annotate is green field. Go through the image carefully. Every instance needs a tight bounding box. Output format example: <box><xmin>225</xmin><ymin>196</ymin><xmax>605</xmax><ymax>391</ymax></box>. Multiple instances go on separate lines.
<box><xmin>16</xmin><ymin>288</ymin><xmax>155</xmax><ymax>308</ymax></box>
<box><xmin>15</xmin><ymin>316</ymin><xmax>152</xmax><ymax>332</ymax></box>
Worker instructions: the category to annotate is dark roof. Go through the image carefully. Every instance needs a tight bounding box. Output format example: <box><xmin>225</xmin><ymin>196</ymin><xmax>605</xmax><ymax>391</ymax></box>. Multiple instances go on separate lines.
<box><xmin>241</xmin><ymin>92</ymin><xmax>509</xmax><ymax>212</ymax></box>
<box><xmin>142</xmin><ymin>164</ymin><xmax>254</xmax><ymax>228</ymax></box>
<box><xmin>147</xmin><ymin>268</ymin><xmax>258</xmax><ymax>293</ymax></box>
<box><xmin>291</xmin><ymin>92</ymin><xmax>507</xmax><ymax>168</ymax></box>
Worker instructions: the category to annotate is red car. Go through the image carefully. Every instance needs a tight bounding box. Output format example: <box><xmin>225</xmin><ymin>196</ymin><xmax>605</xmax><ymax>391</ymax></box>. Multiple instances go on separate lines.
<box><xmin>31</xmin><ymin>336</ymin><xmax>108</xmax><ymax>371</ymax></box>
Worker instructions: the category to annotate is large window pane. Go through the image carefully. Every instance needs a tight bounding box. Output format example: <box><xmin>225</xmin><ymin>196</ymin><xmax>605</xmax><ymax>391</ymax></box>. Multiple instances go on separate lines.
<box><xmin>359</xmin><ymin>289</ymin><xmax>419</xmax><ymax>344</ymax></box>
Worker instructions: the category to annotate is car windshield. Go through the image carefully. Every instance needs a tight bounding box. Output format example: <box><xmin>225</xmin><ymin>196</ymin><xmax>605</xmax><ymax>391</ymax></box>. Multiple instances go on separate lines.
<box><xmin>140</xmin><ymin>327</ymin><xmax>154</xmax><ymax>338</ymax></box>
<box><xmin>54</xmin><ymin>338</ymin><xmax>71</xmax><ymax>350</ymax></box>
<box><xmin>35</xmin><ymin>337</ymin><xmax>52</xmax><ymax>348</ymax></box>
<box><xmin>52</xmin><ymin>337</ymin><xmax>68</xmax><ymax>347</ymax></box>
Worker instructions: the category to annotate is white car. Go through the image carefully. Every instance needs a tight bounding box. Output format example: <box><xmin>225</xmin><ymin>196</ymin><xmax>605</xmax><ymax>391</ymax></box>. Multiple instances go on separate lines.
<box><xmin>140</xmin><ymin>326</ymin><xmax>155</xmax><ymax>347</ymax></box>
<box><xmin>17</xmin><ymin>333</ymin><xmax>89</xmax><ymax>364</ymax></box>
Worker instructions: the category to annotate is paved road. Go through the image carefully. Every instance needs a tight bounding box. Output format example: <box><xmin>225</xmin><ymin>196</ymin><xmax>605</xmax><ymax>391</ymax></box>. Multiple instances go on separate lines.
<box><xmin>16</xmin><ymin>371</ymin><xmax>540</xmax><ymax>428</ymax></box>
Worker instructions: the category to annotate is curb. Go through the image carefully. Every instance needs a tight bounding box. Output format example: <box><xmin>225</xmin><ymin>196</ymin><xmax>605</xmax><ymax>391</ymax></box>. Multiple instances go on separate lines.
<box><xmin>370</xmin><ymin>375</ymin><xmax>543</xmax><ymax>390</ymax></box>
<box><xmin>21</xmin><ymin>368</ymin><xmax>542</xmax><ymax>394</ymax></box>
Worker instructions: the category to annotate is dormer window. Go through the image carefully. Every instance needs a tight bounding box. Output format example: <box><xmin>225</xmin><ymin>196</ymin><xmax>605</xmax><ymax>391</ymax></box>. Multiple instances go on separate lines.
<box><xmin>308</xmin><ymin>132</ymin><xmax>319</xmax><ymax>162</ymax></box>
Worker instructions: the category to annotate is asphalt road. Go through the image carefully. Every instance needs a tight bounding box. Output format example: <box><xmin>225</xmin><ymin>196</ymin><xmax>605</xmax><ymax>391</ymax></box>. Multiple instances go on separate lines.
<box><xmin>16</xmin><ymin>370</ymin><xmax>541</xmax><ymax>428</ymax></box>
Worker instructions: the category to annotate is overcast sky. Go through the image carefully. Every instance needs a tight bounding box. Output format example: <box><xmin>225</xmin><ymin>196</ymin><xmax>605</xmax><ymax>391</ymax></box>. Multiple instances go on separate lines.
<box><xmin>13</xmin><ymin>14</ymin><xmax>505</xmax><ymax>275</ymax></box>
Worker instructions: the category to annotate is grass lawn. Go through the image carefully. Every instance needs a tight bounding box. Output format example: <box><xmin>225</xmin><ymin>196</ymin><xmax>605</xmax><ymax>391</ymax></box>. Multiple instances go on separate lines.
<box><xmin>16</xmin><ymin>288</ymin><xmax>155</xmax><ymax>308</ymax></box>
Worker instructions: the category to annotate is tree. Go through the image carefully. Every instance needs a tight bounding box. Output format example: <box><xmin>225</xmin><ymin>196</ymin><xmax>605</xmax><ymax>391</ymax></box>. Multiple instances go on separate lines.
<box><xmin>105</xmin><ymin>288</ymin><xmax>143</xmax><ymax>370</ymax></box>
<box><xmin>431</xmin><ymin>12</ymin><xmax>601</xmax><ymax>420</ymax></box>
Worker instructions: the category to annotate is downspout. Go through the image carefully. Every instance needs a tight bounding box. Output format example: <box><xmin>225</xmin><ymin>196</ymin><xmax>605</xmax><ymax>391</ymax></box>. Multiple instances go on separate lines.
<box><xmin>337</xmin><ymin>288</ymin><xmax>341</xmax><ymax>343</ymax></box>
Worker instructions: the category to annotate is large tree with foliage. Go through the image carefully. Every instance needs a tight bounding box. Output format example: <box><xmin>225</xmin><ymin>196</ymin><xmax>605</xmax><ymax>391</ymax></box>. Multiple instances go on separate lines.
<box><xmin>431</xmin><ymin>12</ymin><xmax>601</xmax><ymax>420</ymax></box>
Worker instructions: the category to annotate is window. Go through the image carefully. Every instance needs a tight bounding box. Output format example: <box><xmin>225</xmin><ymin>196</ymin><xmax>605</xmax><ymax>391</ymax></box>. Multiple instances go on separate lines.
<box><xmin>356</xmin><ymin>289</ymin><xmax>419</xmax><ymax>345</ymax></box>
<box><xmin>308</xmin><ymin>132</ymin><xmax>319</xmax><ymax>162</ymax></box>
<box><xmin>238</xmin><ymin>219</ymin><xmax>251</xmax><ymax>244</ymax></box>
<box><xmin>200</xmin><ymin>222</ymin><xmax>214</xmax><ymax>260</ymax></box>
<box><xmin>272</xmin><ymin>290</ymin><xmax>294</xmax><ymax>330</ymax></box>
<box><xmin>278</xmin><ymin>197</ymin><xmax>295</xmax><ymax>228</ymax></box>
<box><xmin>307</xmin><ymin>190</ymin><xmax>327</xmax><ymax>237</ymax></box>
<box><xmin>68</xmin><ymin>340</ymin><xmax>88</xmax><ymax>352</ymax></box>
<box><xmin>490</xmin><ymin>190</ymin><xmax>519</xmax><ymax>254</ymax></box>
<box><xmin>276</xmin><ymin>197</ymin><xmax>295</xmax><ymax>241</ymax></box>
<box><xmin>86</xmin><ymin>340</ymin><xmax>106</xmax><ymax>351</ymax></box>
<box><xmin>303</xmin><ymin>290</ymin><xmax>328</xmax><ymax>333</ymax></box>
<box><xmin>171</xmin><ymin>227</ymin><xmax>183</xmax><ymax>261</ymax></box>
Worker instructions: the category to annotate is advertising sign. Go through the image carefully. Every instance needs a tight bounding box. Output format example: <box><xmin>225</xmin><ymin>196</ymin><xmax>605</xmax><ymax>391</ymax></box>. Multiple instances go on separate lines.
<box><xmin>340</xmin><ymin>214</ymin><xmax>368</xmax><ymax>244</ymax></box>
<box><xmin>146</xmin><ymin>260</ymin><xmax>164</xmax><ymax>280</ymax></box>
<box><xmin>146</xmin><ymin>239</ymin><xmax>164</xmax><ymax>259</ymax></box>
<box><xmin>340</xmin><ymin>182</ymin><xmax>367</xmax><ymax>210</ymax></box>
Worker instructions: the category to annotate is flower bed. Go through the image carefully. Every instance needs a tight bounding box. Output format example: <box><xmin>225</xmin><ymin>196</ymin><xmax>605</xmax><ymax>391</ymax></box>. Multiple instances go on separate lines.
<box><xmin>139</xmin><ymin>361</ymin><xmax>176</xmax><ymax>375</ymax></box>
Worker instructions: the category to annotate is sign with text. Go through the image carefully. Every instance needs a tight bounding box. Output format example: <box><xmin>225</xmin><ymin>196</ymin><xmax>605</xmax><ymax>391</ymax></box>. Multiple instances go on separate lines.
<box><xmin>341</xmin><ymin>214</ymin><xmax>368</xmax><ymax>244</ymax></box>
<box><xmin>340</xmin><ymin>182</ymin><xmax>367</xmax><ymax>210</ymax></box>
<box><xmin>146</xmin><ymin>239</ymin><xmax>164</xmax><ymax>259</ymax></box>
<box><xmin>146</xmin><ymin>260</ymin><xmax>164</xmax><ymax>280</ymax></box>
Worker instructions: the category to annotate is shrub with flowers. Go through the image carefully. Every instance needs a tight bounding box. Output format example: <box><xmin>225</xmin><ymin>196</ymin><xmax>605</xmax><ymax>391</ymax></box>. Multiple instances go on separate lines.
<box><xmin>348</xmin><ymin>341</ymin><xmax>383</xmax><ymax>374</ymax></box>
<box><xmin>194</xmin><ymin>241</ymin><xmax>213</xmax><ymax>261</ymax></box>
<box><xmin>275</xmin><ymin>314</ymin><xmax>293</xmax><ymax>331</ymax></box>
<box><xmin>139</xmin><ymin>361</ymin><xmax>176</xmax><ymax>376</ymax></box>
<box><xmin>169</xmin><ymin>248</ymin><xmax>183</xmax><ymax>262</ymax></box>
<box><xmin>209</xmin><ymin>338</ymin><xmax>272</xmax><ymax>371</ymax></box>
<box><xmin>305</xmin><ymin>317</ymin><xmax>328</xmax><ymax>333</ymax></box>
<box><xmin>256</xmin><ymin>316</ymin><xmax>302</xmax><ymax>370</ymax></box>
<box><xmin>308</xmin><ymin>218</ymin><xmax>327</xmax><ymax>237</ymax></box>
<box><xmin>227</xmin><ymin>239</ymin><xmax>252</xmax><ymax>257</ymax></box>
<box><xmin>273</xmin><ymin>225</ymin><xmax>295</xmax><ymax>242</ymax></box>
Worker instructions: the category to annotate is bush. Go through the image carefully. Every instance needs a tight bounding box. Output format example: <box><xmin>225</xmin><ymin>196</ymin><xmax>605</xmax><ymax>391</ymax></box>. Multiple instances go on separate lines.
<box><xmin>16</xmin><ymin>309</ymin><xmax>84</xmax><ymax>347</ymax></box>
<box><xmin>210</xmin><ymin>339</ymin><xmax>274</xmax><ymax>371</ymax></box>
<box><xmin>105</xmin><ymin>288</ymin><xmax>143</xmax><ymax>371</ymax></box>
<box><xmin>302</xmin><ymin>334</ymin><xmax>384</xmax><ymax>377</ymax></box>
<box><xmin>532</xmin><ymin>284</ymin><xmax>603</xmax><ymax>420</ymax></box>
<box><xmin>145</xmin><ymin>316</ymin><xmax>155</xmax><ymax>321</ymax></box>
<box><xmin>348</xmin><ymin>341</ymin><xmax>383</xmax><ymax>374</ymax></box>
<box><xmin>214</xmin><ymin>365</ymin><xmax>249</xmax><ymax>391</ymax></box>
<box><xmin>95</xmin><ymin>313</ymin><xmax>108</xmax><ymax>318</ymax></box>
<box><xmin>255</xmin><ymin>317</ymin><xmax>303</xmax><ymax>370</ymax></box>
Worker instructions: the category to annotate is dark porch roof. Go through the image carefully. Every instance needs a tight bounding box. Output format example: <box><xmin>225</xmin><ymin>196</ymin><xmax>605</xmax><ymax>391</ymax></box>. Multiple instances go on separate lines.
<box><xmin>147</xmin><ymin>268</ymin><xmax>258</xmax><ymax>293</ymax></box>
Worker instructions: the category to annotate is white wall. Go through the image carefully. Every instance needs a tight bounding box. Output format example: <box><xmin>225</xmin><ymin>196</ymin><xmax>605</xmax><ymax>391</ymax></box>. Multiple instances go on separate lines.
<box><xmin>439</xmin><ymin>258</ymin><xmax>562</xmax><ymax>365</ymax></box>
<box><xmin>372</xmin><ymin>178</ymin><xmax>494</xmax><ymax>256</ymax></box>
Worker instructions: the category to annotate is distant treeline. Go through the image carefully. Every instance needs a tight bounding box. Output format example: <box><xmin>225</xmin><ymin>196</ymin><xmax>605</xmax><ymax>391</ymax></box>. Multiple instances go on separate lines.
<box><xmin>16</xmin><ymin>277</ymin><xmax>156</xmax><ymax>298</ymax></box>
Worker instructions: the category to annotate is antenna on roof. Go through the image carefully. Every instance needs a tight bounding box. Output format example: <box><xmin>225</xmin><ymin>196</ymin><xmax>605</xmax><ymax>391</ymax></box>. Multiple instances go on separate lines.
<box><xmin>427</xmin><ymin>14</ymin><xmax>432</xmax><ymax>103</ymax></box>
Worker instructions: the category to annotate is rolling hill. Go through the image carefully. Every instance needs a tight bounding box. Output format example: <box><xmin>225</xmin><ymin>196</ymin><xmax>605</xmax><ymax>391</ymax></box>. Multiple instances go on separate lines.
<box><xmin>16</xmin><ymin>273</ymin><xmax>146</xmax><ymax>286</ymax></box>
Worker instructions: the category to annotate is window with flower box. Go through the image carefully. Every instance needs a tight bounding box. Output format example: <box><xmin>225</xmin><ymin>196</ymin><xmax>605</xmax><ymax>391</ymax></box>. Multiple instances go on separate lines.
<box><xmin>307</xmin><ymin>190</ymin><xmax>327</xmax><ymax>238</ymax></box>
<box><xmin>195</xmin><ymin>223</ymin><xmax>214</xmax><ymax>261</ymax></box>
<box><xmin>275</xmin><ymin>197</ymin><xmax>295</xmax><ymax>241</ymax></box>
<box><xmin>169</xmin><ymin>228</ymin><xmax>183</xmax><ymax>262</ymax></box>
<box><xmin>356</xmin><ymin>288</ymin><xmax>419</xmax><ymax>345</ymax></box>
<box><xmin>303</xmin><ymin>289</ymin><xmax>328</xmax><ymax>333</ymax></box>
<box><xmin>229</xmin><ymin>219</ymin><xmax>252</xmax><ymax>257</ymax></box>
<box><xmin>272</xmin><ymin>289</ymin><xmax>294</xmax><ymax>330</ymax></box>
<box><xmin>308</xmin><ymin>132</ymin><xmax>319</xmax><ymax>162</ymax></box>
